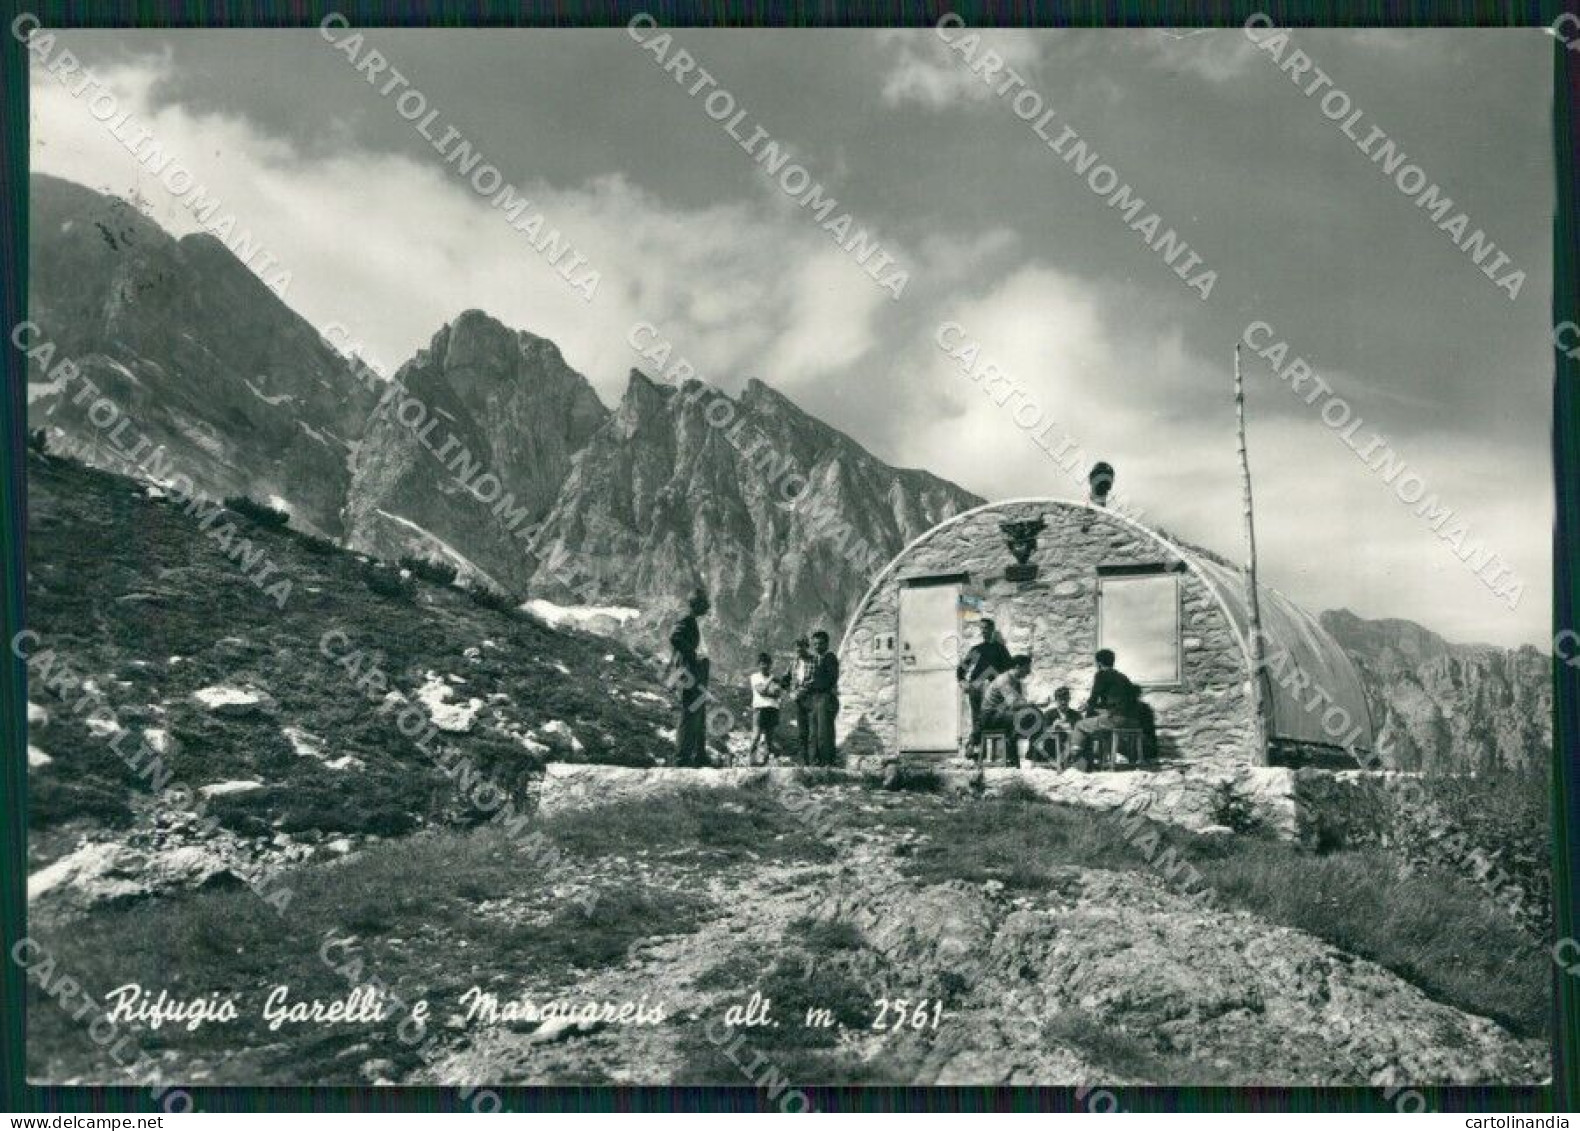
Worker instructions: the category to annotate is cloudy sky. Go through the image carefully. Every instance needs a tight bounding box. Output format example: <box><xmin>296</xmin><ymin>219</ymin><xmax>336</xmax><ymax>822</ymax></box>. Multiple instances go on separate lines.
<box><xmin>30</xmin><ymin>25</ymin><xmax>1555</xmax><ymax>646</ymax></box>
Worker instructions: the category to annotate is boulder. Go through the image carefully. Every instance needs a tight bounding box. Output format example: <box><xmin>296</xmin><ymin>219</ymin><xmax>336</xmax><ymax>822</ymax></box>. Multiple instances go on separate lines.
<box><xmin>416</xmin><ymin>675</ymin><xmax>481</xmax><ymax>734</ymax></box>
<box><xmin>148</xmin><ymin>844</ymin><xmax>244</xmax><ymax>891</ymax></box>
<box><xmin>28</xmin><ymin>842</ymin><xmax>150</xmax><ymax>907</ymax></box>
<box><xmin>199</xmin><ymin>780</ymin><xmax>265</xmax><ymax>799</ymax></box>
<box><xmin>535</xmin><ymin>720</ymin><xmax>584</xmax><ymax>756</ymax></box>
<box><xmin>537</xmin><ymin>764</ymin><xmax>813</xmax><ymax>816</ymax></box>
<box><xmin>192</xmin><ymin>684</ymin><xmax>277</xmax><ymax>718</ymax></box>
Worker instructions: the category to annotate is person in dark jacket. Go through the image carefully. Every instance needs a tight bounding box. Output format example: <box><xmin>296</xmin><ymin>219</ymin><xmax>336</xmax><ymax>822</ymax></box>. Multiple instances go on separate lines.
<box><xmin>956</xmin><ymin>618</ymin><xmax>1013</xmax><ymax>759</ymax></box>
<box><xmin>1070</xmin><ymin>648</ymin><xmax>1141</xmax><ymax>765</ymax></box>
<box><xmin>667</xmin><ymin>588</ymin><xmax>711</xmax><ymax>767</ymax></box>
<box><xmin>804</xmin><ymin>630</ymin><xmax>840</xmax><ymax>766</ymax></box>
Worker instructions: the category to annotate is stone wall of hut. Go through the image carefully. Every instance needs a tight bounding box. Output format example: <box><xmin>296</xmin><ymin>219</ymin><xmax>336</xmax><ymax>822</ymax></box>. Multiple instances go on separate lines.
<box><xmin>836</xmin><ymin>500</ymin><xmax>1258</xmax><ymax>766</ymax></box>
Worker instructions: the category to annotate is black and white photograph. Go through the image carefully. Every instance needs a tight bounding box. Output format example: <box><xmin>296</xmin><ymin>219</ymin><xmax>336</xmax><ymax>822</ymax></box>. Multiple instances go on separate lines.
<box><xmin>5</xmin><ymin>10</ymin><xmax>1571</xmax><ymax>1107</ymax></box>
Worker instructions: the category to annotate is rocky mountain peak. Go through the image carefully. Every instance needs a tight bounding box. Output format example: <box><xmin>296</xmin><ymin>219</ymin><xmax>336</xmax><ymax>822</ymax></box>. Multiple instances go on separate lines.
<box><xmin>343</xmin><ymin>310</ymin><xmax>608</xmax><ymax>589</ymax></box>
<box><xmin>27</xmin><ymin>173</ymin><xmax>378</xmax><ymax>538</ymax></box>
<box><xmin>1320</xmin><ymin>608</ymin><xmax>1549</xmax><ymax>773</ymax></box>
<box><xmin>740</xmin><ymin>375</ymin><xmax>792</xmax><ymax>408</ymax></box>
<box><xmin>618</xmin><ymin>366</ymin><xmax>673</xmax><ymax>408</ymax></box>
<box><xmin>1320</xmin><ymin>608</ymin><xmax>1459</xmax><ymax>670</ymax></box>
<box><xmin>529</xmin><ymin>366</ymin><xmax>983</xmax><ymax>672</ymax></box>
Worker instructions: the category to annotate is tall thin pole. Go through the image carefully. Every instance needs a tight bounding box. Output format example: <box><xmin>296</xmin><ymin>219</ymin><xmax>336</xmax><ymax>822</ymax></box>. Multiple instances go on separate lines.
<box><xmin>1234</xmin><ymin>342</ymin><xmax>1270</xmax><ymax>766</ymax></box>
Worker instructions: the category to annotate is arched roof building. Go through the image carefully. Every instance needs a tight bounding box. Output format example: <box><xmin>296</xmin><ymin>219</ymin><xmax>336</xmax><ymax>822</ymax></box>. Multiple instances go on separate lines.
<box><xmin>836</xmin><ymin>497</ymin><xmax>1372</xmax><ymax>767</ymax></box>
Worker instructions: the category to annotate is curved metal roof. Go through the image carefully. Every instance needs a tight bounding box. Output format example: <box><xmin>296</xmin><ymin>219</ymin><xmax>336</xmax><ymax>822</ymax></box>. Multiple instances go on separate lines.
<box><xmin>840</xmin><ymin>496</ymin><xmax>1373</xmax><ymax>752</ymax></box>
<box><xmin>1183</xmin><ymin>555</ymin><xmax>1374</xmax><ymax>749</ymax></box>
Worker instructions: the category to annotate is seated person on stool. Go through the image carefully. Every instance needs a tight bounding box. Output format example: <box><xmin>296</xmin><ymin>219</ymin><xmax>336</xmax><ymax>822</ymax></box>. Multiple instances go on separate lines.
<box><xmin>1035</xmin><ymin>686</ymin><xmax>1084</xmax><ymax>767</ymax></box>
<box><xmin>980</xmin><ymin>654</ymin><xmax>1045</xmax><ymax>767</ymax></box>
<box><xmin>1069</xmin><ymin>649</ymin><xmax>1142</xmax><ymax>768</ymax></box>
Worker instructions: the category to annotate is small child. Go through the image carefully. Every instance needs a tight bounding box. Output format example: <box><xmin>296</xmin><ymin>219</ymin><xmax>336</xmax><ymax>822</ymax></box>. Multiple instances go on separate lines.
<box><xmin>747</xmin><ymin>651</ymin><xmax>784</xmax><ymax>765</ymax></box>
<box><xmin>1042</xmin><ymin>686</ymin><xmax>1084</xmax><ymax>767</ymax></box>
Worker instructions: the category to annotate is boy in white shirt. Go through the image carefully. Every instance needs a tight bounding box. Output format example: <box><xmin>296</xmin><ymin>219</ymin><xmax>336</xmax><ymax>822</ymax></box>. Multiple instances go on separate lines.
<box><xmin>748</xmin><ymin>651</ymin><xmax>785</xmax><ymax>765</ymax></box>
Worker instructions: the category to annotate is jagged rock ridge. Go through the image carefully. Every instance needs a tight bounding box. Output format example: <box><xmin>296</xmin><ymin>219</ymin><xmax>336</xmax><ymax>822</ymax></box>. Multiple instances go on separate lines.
<box><xmin>1319</xmin><ymin>609</ymin><xmax>1551</xmax><ymax>773</ymax></box>
<box><xmin>26</xmin><ymin>175</ymin><xmax>1550</xmax><ymax>768</ymax></box>
<box><xmin>342</xmin><ymin>310</ymin><xmax>608</xmax><ymax>590</ymax></box>
<box><xmin>525</xmin><ymin>370</ymin><xmax>983</xmax><ymax>671</ymax></box>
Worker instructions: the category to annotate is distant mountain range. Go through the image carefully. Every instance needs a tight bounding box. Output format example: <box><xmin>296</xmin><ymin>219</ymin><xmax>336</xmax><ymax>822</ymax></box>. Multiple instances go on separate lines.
<box><xmin>1318</xmin><ymin>610</ymin><xmax>1550</xmax><ymax>775</ymax></box>
<box><xmin>24</xmin><ymin>173</ymin><xmax>1551</xmax><ymax>772</ymax></box>
<box><xmin>26</xmin><ymin>173</ymin><xmax>980</xmax><ymax>671</ymax></box>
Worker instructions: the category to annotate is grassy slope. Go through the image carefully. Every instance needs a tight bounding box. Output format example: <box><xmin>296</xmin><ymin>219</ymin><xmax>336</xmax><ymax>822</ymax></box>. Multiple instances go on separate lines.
<box><xmin>26</xmin><ymin>787</ymin><xmax>833</xmax><ymax>1084</ymax></box>
<box><xmin>27</xmin><ymin>783</ymin><xmax>1548</xmax><ymax>1085</ymax></box>
<box><xmin>25</xmin><ymin>450</ymin><xmax>677</xmax><ymax>848</ymax></box>
<box><xmin>884</xmin><ymin>792</ymin><xmax>1551</xmax><ymax>1040</ymax></box>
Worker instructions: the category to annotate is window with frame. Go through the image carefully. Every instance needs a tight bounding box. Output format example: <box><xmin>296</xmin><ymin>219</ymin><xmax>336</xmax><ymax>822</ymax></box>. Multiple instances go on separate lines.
<box><xmin>1096</xmin><ymin>566</ymin><xmax>1182</xmax><ymax>687</ymax></box>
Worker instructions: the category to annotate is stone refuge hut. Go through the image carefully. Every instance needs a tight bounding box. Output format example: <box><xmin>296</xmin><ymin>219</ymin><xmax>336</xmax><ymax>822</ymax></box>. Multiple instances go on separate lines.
<box><xmin>835</xmin><ymin>498</ymin><xmax>1373</xmax><ymax>768</ymax></box>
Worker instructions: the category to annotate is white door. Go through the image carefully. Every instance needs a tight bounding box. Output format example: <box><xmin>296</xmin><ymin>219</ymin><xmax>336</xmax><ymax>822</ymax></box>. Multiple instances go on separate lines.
<box><xmin>897</xmin><ymin>582</ymin><xmax>962</xmax><ymax>752</ymax></box>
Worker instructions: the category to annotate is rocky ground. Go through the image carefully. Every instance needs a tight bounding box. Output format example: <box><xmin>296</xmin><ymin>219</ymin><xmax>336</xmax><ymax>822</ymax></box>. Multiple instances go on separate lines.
<box><xmin>27</xmin><ymin>781</ymin><xmax>1549</xmax><ymax>1089</ymax></box>
<box><xmin>24</xmin><ymin>449</ymin><xmax>682</xmax><ymax>882</ymax></box>
<box><xmin>420</xmin><ymin>788</ymin><xmax>1545</xmax><ymax>1088</ymax></box>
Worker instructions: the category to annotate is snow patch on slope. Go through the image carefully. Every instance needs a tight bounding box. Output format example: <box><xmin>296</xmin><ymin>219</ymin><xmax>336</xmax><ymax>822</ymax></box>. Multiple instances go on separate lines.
<box><xmin>523</xmin><ymin>599</ymin><xmax>641</xmax><ymax>634</ymax></box>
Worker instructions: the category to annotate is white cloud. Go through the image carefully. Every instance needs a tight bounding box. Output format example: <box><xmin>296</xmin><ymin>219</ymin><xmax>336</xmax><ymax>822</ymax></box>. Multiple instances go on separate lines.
<box><xmin>875</xmin><ymin>29</ymin><xmax>1044</xmax><ymax>109</ymax></box>
<box><xmin>1132</xmin><ymin>29</ymin><xmax>1262</xmax><ymax>84</ymax></box>
<box><xmin>760</xmin><ymin>248</ymin><xmax>888</xmax><ymax>383</ymax></box>
<box><xmin>29</xmin><ymin>52</ymin><xmax>899</xmax><ymax>404</ymax></box>
<box><xmin>897</xmin><ymin>263</ymin><xmax>1549</xmax><ymax>647</ymax></box>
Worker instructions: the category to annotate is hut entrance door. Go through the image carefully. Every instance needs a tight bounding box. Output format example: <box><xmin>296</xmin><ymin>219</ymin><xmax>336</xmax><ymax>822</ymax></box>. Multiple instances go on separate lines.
<box><xmin>897</xmin><ymin>579</ymin><xmax>963</xmax><ymax>754</ymax></box>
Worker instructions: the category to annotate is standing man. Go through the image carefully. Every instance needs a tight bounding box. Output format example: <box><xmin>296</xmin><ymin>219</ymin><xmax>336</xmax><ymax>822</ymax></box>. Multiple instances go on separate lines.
<box><xmin>1070</xmin><ymin>649</ymin><xmax>1141</xmax><ymax>768</ymax></box>
<box><xmin>956</xmin><ymin>618</ymin><xmax>1013</xmax><ymax>760</ymax></box>
<box><xmin>783</xmin><ymin>636</ymin><xmax>816</xmax><ymax>765</ymax></box>
<box><xmin>804</xmin><ymin>630</ymin><xmax>841</xmax><ymax>766</ymax></box>
<box><xmin>747</xmin><ymin>651</ymin><xmax>784</xmax><ymax>766</ymax></box>
<box><xmin>667</xmin><ymin>588</ymin><xmax>711</xmax><ymax>767</ymax></box>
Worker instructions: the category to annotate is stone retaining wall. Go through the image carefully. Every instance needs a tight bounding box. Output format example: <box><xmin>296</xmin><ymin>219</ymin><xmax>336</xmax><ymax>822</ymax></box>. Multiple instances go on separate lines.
<box><xmin>536</xmin><ymin>763</ymin><xmax>1413</xmax><ymax>849</ymax></box>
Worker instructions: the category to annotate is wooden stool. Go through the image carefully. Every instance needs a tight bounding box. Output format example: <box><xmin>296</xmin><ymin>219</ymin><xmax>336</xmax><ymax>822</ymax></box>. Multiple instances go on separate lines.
<box><xmin>1106</xmin><ymin>728</ymin><xmax>1145</xmax><ymax>770</ymax></box>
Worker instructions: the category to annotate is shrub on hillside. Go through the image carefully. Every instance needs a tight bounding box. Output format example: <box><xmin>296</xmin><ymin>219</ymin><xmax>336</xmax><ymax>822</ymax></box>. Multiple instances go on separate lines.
<box><xmin>1210</xmin><ymin>781</ymin><xmax>1263</xmax><ymax>835</ymax></box>
<box><xmin>398</xmin><ymin>555</ymin><xmax>459</xmax><ymax>586</ymax></box>
<box><xmin>30</xmin><ymin>777</ymin><xmax>134</xmax><ymax>828</ymax></box>
<box><xmin>292</xmin><ymin>530</ymin><xmax>340</xmax><ymax>555</ymax></box>
<box><xmin>360</xmin><ymin>561</ymin><xmax>414</xmax><ymax>602</ymax></box>
<box><xmin>28</xmin><ymin>428</ymin><xmax>50</xmax><ymax>455</ymax></box>
<box><xmin>206</xmin><ymin>778</ymin><xmax>423</xmax><ymax>839</ymax></box>
<box><xmin>280</xmin><ymin>796</ymin><xmax>419</xmax><ymax>838</ymax></box>
<box><xmin>884</xmin><ymin>765</ymin><xmax>943</xmax><ymax>793</ymax></box>
<box><xmin>223</xmin><ymin>495</ymin><xmax>290</xmax><ymax>528</ymax></box>
<box><xmin>1393</xmin><ymin>768</ymin><xmax>1551</xmax><ymax>935</ymax></box>
<box><xmin>464</xmin><ymin>583</ymin><xmax>518</xmax><ymax>612</ymax></box>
